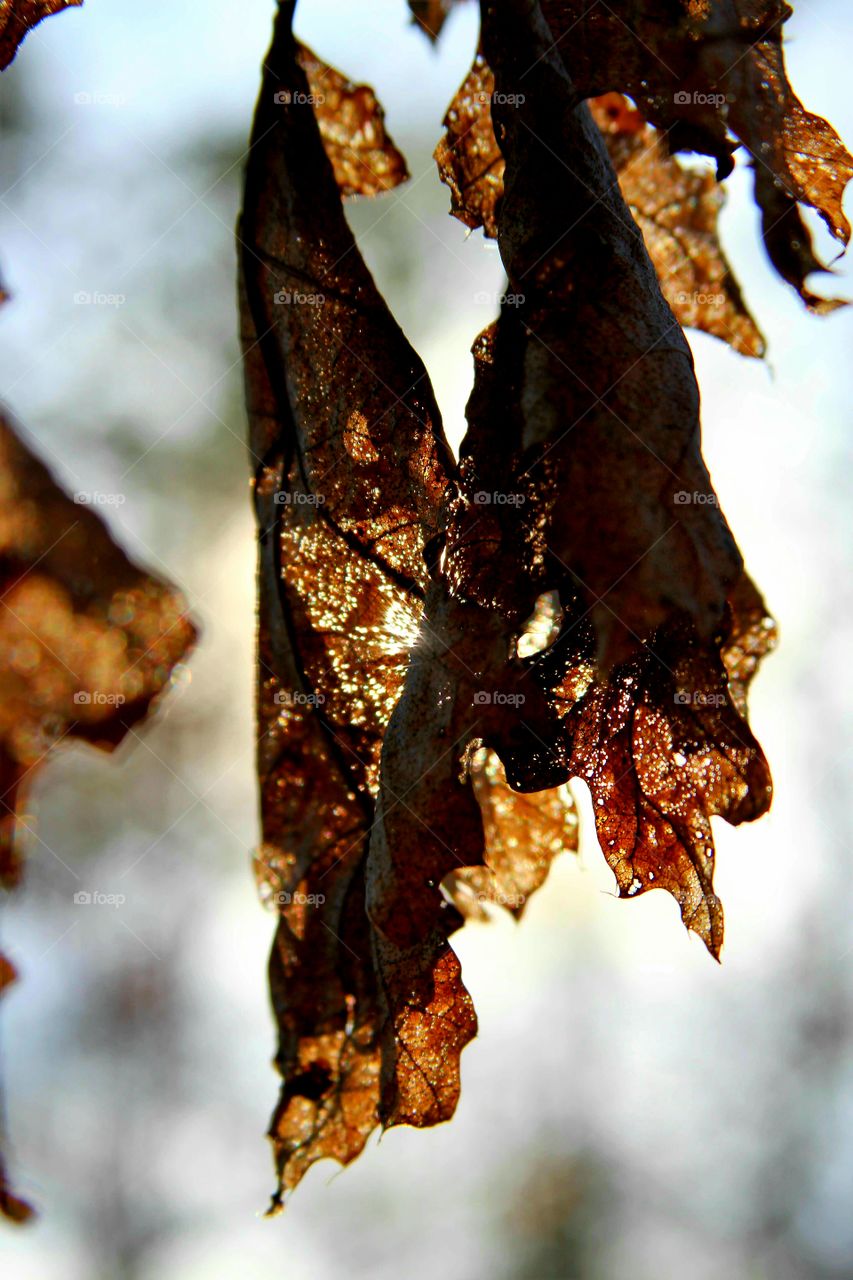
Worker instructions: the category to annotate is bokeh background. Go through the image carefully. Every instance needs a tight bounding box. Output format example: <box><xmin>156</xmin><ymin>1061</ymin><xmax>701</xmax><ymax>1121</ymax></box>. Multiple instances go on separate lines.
<box><xmin>1</xmin><ymin>1</ymin><xmax>852</xmax><ymax>1276</ymax></box>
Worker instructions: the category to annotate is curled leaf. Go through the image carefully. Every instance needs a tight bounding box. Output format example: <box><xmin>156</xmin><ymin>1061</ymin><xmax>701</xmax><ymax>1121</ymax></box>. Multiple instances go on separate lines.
<box><xmin>471</xmin><ymin>0</ymin><xmax>773</xmax><ymax>953</ymax></box>
<box><xmin>446</xmin><ymin>745</ymin><xmax>578</xmax><ymax>920</ymax></box>
<box><xmin>435</xmin><ymin>53</ymin><xmax>504</xmax><ymax>237</ymax></box>
<box><xmin>240</xmin><ymin>0</ymin><xmax>776</xmax><ymax>1207</ymax></box>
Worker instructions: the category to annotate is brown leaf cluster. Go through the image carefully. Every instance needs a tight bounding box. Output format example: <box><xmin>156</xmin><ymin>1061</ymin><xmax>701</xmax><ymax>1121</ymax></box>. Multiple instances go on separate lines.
<box><xmin>433</xmin><ymin>1</ymin><xmax>852</xmax><ymax>313</ymax></box>
<box><xmin>240</xmin><ymin>0</ymin><xmax>777</xmax><ymax>1208</ymax></box>
<box><xmin>437</xmin><ymin>67</ymin><xmax>764</xmax><ymax>354</ymax></box>
<box><xmin>535</xmin><ymin>0</ymin><xmax>852</xmax><ymax>311</ymax></box>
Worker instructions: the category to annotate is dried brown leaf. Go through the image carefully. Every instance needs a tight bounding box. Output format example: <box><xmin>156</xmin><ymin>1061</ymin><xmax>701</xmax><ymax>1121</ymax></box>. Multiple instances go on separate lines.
<box><xmin>296</xmin><ymin>42</ymin><xmax>408</xmax><ymax>197</ymax></box>
<box><xmin>241</xmin><ymin>2</ymin><xmax>482</xmax><ymax>1202</ymax></box>
<box><xmin>446</xmin><ymin>745</ymin><xmax>578</xmax><ymax>920</ymax></box>
<box><xmin>470</xmin><ymin>0</ymin><xmax>773</xmax><ymax>953</ymax></box>
<box><xmin>435</xmin><ymin>54</ymin><xmax>504</xmax><ymax>237</ymax></box>
<box><xmin>239</xmin><ymin>0</ymin><xmax>777</xmax><ymax>1207</ymax></box>
<box><xmin>0</xmin><ymin>409</ymin><xmax>196</xmax><ymax>1220</ymax></box>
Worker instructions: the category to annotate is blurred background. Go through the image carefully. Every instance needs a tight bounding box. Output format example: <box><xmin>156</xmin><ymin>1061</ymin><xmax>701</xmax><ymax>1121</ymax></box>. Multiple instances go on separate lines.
<box><xmin>0</xmin><ymin>0</ymin><xmax>851</xmax><ymax>1276</ymax></box>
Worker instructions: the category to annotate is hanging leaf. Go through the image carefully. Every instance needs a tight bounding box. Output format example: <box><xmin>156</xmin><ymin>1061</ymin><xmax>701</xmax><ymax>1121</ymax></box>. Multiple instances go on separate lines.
<box><xmin>241</xmin><ymin>0</ymin><xmax>577</xmax><ymax>1204</ymax></box>
<box><xmin>446</xmin><ymin>745</ymin><xmax>578</xmax><ymax>921</ymax></box>
<box><xmin>471</xmin><ymin>0</ymin><xmax>773</xmax><ymax>954</ymax></box>
<box><xmin>0</xmin><ymin>408</ymin><xmax>197</xmax><ymax>1220</ymax></box>
<box><xmin>241</xmin><ymin>0</ymin><xmax>470</xmax><ymax>1203</ymax></box>
<box><xmin>240</xmin><ymin>0</ymin><xmax>775</xmax><ymax>1206</ymax></box>
<box><xmin>435</xmin><ymin>53</ymin><xmax>504</xmax><ymax>237</ymax></box>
